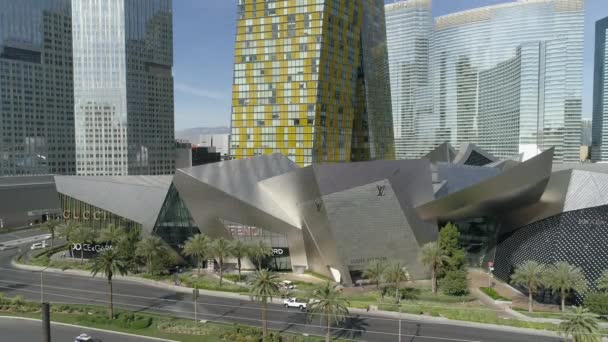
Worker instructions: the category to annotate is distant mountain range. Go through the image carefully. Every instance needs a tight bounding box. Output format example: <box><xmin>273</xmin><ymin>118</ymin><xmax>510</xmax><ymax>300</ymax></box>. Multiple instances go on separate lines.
<box><xmin>175</xmin><ymin>126</ymin><xmax>229</xmax><ymax>144</ymax></box>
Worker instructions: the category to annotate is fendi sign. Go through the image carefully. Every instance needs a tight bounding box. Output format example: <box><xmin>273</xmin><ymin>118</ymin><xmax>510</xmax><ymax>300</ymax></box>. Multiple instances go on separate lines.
<box><xmin>63</xmin><ymin>210</ymin><xmax>108</xmax><ymax>221</ymax></box>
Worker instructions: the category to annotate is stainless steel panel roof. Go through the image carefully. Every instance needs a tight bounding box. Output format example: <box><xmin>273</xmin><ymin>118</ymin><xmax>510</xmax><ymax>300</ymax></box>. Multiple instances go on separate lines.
<box><xmin>54</xmin><ymin>175</ymin><xmax>172</xmax><ymax>232</ymax></box>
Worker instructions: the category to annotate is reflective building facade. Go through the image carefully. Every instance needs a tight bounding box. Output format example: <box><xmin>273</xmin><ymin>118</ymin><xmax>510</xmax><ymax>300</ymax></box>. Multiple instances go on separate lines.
<box><xmin>385</xmin><ymin>0</ymin><xmax>432</xmax><ymax>160</ymax></box>
<box><xmin>0</xmin><ymin>0</ymin><xmax>75</xmax><ymax>175</ymax></box>
<box><xmin>230</xmin><ymin>0</ymin><xmax>394</xmax><ymax>167</ymax></box>
<box><xmin>592</xmin><ymin>17</ymin><xmax>608</xmax><ymax>161</ymax></box>
<box><xmin>72</xmin><ymin>0</ymin><xmax>174</xmax><ymax>176</ymax></box>
<box><xmin>386</xmin><ymin>0</ymin><xmax>584</xmax><ymax>162</ymax></box>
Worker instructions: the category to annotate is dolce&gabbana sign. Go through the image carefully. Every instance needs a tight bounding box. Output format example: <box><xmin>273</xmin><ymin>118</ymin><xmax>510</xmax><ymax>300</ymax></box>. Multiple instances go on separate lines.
<box><xmin>71</xmin><ymin>243</ymin><xmax>113</xmax><ymax>253</ymax></box>
<box><xmin>63</xmin><ymin>210</ymin><xmax>108</xmax><ymax>221</ymax></box>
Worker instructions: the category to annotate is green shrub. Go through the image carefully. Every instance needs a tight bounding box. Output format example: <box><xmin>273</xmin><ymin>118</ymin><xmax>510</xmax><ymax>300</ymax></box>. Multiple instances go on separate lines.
<box><xmin>10</xmin><ymin>295</ymin><xmax>25</xmax><ymax>306</ymax></box>
<box><xmin>585</xmin><ymin>292</ymin><xmax>608</xmax><ymax>316</ymax></box>
<box><xmin>224</xmin><ymin>274</ymin><xmax>247</xmax><ymax>282</ymax></box>
<box><xmin>480</xmin><ymin>287</ymin><xmax>509</xmax><ymax>301</ymax></box>
<box><xmin>115</xmin><ymin>313</ymin><xmax>152</xmax><ymax>329</ymax></box>
<box><xmin>178</xmin><ymin>274</ymin><xmax>248</xmax><ymax>293</ymax></box>
<box><xmin>440</xmin><ymin>270</ymin><xmax>469</xmax><ymax>296</ymax></box>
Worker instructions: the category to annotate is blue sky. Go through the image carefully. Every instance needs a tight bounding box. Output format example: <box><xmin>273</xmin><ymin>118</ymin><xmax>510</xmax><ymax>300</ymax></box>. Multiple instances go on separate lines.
<box><xmin>173</xmin><ymin>0</ymin><xmax>607</xmax><ymax>130</ymax></box>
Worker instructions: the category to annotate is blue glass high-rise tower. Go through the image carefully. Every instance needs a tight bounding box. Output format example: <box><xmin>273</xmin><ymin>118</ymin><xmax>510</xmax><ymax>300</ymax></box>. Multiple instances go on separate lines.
<box><xmin>0</xmin><ymin>0</ymin><xmax>75</xmax><ymax>175</ymax></box>
<box><xmin>592</xmin><ymin>17</ymin><xmax>608</xmax><ymax>162</ymax></box>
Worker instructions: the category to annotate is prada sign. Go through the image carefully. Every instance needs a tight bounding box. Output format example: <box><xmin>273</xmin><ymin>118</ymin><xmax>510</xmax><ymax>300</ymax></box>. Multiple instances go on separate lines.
<box><xmin>63</xmin><ymin>210</ymin><xmax>108</xmax><ymax>221</ymax></box>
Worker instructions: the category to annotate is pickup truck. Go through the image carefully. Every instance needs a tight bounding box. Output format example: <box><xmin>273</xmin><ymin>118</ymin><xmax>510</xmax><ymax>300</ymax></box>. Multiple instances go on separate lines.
<box><xmin>283</xmin><ymin>298</ymin><xmax>307</xmax><ymax>311</ymax></box>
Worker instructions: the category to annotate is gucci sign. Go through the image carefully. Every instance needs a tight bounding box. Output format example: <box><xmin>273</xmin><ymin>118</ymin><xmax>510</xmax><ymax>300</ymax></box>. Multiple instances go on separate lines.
<box><xmin>63</xmin><ymin>210</ymin><xmax>108</xmax><ymax>221</ymax></box>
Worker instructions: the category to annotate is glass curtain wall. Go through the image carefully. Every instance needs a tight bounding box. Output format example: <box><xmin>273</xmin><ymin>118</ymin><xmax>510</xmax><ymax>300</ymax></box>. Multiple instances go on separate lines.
<box><xmin>59</xmin><ymin>193</ymin><xmax>142</xmax><ymax>231</ymax></box>
<box><xmin>152</xmin><ymin>184</ymin><xmax>200</xmax><ymax>250</ymax></box>
<box><xmin>222</xmin><ymin>219</ymin><xmax>291</xmax><ymax>271</ymax></box>
<box><xmin>385</xmin><ymin>0</ymin><xmax>433</xmax><ymax>160</ymax></box>
<box><xmin>0</xmin><ymin>0</ymin><xmax>75</xmax><ymax>176</ymax></box>
<box><xmin>407</xmin><ymin>0</ymin><xmax>584</xmax><ymax>162</ymax></box>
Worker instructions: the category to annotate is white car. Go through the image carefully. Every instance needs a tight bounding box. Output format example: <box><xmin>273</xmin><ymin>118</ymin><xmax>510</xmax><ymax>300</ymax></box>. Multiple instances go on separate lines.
<box><xmin>74</xmin><ymin>333</ymin><xmax>94</xmax><ymax>341</ymax></box>
<box><xmin>283</xmin><ymin>297</ymin><xmax>307</xmax><ymax>311</ymax></box>
<box><xmin>30</xmin><ymin>241</ymin><xmax>47</xmax><ymax>250</ymax></box>
<box><xmin>280</xmin><ymin>280</ymin><xmax>295</xmax><ymax>289</ymax></box>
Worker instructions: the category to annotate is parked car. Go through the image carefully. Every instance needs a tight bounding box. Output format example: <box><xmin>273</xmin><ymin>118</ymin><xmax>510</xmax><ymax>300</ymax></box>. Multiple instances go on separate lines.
<box><xmin>30</xmin><ymin>241</ymin><xmax>47</xmax><ymax>250</ymax></box>
<box><xmin>283</xmin><ymin>297</ymin><xmax>307</xmax><ymax>311</ymax></box>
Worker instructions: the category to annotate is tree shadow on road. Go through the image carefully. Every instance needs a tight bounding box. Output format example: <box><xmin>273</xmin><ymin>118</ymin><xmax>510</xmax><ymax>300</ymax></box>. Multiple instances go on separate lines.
<box><xmin>404</xmin><ymin>323</ymin><xmax>422</xmax><ymax>342</ymax></box>
<box><xmin>333</xmin><ymin>314</ymin><xmax>369</xmax><ymax>340</ymax></box>
<box><xmin>132</xmin><ymin>292</ymin><xmax>186</xmax><ymax>313</ymax></box>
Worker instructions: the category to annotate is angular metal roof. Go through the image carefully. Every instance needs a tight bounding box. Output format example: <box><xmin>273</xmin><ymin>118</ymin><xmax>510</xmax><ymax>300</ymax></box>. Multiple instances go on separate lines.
<box><xmin>54</xmin><ymin>175</ymin><xmax>172</xmax><ymax>232</ymax></box>
<box><xmin>416</xmin><ymin>147</ymin><xmax>554</xmax><ymax>222</ymax></box>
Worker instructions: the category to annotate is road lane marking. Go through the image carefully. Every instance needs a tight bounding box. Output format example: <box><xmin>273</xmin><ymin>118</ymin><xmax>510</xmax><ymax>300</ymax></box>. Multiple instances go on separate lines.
<box><xmin>0</xmin><ymin>316</ymin><xmax>177</xmax><ymax>341</ymax></box>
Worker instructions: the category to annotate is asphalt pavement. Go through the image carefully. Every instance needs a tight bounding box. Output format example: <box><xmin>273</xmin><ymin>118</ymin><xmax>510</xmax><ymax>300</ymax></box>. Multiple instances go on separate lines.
<box><xmin>0</xmin><ymin>227</ymin><xmax>47</xmax><ymax>244</ymax></box>
<box><xmin>0</xmin><ymin>316</ymin><xmax>168</xmax><ymax>341</ymax></box>
<box><xmin>0</xmin><ymin>246</ymin><xmax>562</xmax><ymax>342</ymax></box>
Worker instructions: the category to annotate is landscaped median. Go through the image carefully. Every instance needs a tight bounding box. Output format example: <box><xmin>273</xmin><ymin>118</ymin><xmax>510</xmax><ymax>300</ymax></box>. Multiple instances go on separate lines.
<box><xmin>13</xmin><ymin>247</ymin><xmax>601</xmax><ymax>336</ymax></box>
<box><xmin>12</xmin><ymin>257</ymin><xmax>574</xmax><ymax>334</ymax></box>
<box><xmin>0</xmin><ymin>295</ymin><xmax>332</xmax><ymax>342</ymax></box>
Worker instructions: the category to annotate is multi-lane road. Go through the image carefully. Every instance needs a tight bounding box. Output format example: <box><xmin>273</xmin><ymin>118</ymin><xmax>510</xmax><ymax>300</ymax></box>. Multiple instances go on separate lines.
<box><xmin>0</xmin><ymin>317</ymin><xmax>168</xmax><ymax>341</ymax></box>
<box><xmin>0</xmin><ymin>234</ymin><xmax>560</xmax><ymax>342</ymax></box>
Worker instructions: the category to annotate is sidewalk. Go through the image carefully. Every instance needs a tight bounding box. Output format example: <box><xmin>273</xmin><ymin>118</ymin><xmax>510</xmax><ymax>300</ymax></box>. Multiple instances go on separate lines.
<box><xmin>11</xmin><ymin>259</ymin><xmax>586</xmax><ymax>338</ymax></box>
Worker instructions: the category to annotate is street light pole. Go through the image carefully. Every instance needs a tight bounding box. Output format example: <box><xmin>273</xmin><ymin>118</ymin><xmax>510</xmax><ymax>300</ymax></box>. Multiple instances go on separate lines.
<box><xmin>40</xmin><ymin>266</ymin><xmax>49</xmax><ymax>303</ymax></box>
<box><xmin>398</xmin><ymin>304</ymin><xmax>401</xmax><ymax>342</ymax></box>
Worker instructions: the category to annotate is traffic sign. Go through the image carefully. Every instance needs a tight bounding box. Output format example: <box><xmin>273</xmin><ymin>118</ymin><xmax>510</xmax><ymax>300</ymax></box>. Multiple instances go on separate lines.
<box><xmin>487</xmin><ymin>261</ymin><xmax>494</xmax><ymax>268</ymax></box>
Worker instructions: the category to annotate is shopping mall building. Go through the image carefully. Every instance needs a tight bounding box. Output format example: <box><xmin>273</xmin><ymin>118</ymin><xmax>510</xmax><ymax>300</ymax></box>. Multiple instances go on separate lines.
<box><xmin>2</xmin><ymin>144</ymin><xmax>608</xmax><ymax>289</ymax></box>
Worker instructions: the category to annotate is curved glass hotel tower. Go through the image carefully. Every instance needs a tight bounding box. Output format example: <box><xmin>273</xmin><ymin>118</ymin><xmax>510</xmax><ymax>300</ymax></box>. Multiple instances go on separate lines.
<box><xmin>385</xmin><ymin>0</ymin><xmax>432</xmax><ymax>160</ymax></box>
<box><xmin>386</xmin><ymin>0</ymin><xmax>584</xmax><ymax>162</ymax></box>
<box><xmin>229</xmin><ymin>0</ymin><xmax>394</xmax><ymax>166</ymax></box>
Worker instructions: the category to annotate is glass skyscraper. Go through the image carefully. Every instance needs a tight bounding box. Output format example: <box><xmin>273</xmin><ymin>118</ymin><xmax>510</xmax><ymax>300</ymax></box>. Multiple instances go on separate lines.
<box><xmin>592</xmin><ymin>17</ymin><xmax>608</xmax><ymax>161</ymax></box>
<box><xmin>385</xmin><ymin>0</ymin><xmax>432</xmax><ymax>160</ymax></box>
<box><xmin>386</xmin><ymin>0</ymin><xmax>584</xmax><ymax>162</ymax></box>
<box><xmin>0</xmin><ymin>0</ymin><xmax>75</xmax><ymax>175</ymax></box>
<box><xmin>229</xmin><ymin>0</ymin><xmax>394</xmax><ymax>167</ymax></box>
<box><xmin>72</xmin><ymin>0</ymin><xmax>174</xmax><ymax>175</ymax></box>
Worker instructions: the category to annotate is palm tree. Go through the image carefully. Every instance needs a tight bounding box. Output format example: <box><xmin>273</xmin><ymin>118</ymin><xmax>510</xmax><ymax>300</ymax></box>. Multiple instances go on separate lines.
<box><xmin>211</xmin><ymin>237</ymin><xmax>232</xmax><ymax>286</ymax></box>
<box><xmin>308</xmin><ymin>282</ymin><xmax>350</xmax><ymax>342</ymax></box>
<box><xmin>511</xmin><ymin>261</ymin><xmax>545</xmax><ymax>313</ymax></box>
<box><xmin>71</xmin><ymin>225</ymin><xmax>96</xmax><ymax>264</ymax></box>
<box><xmin>90</xmin><ymin>248</ymin><xmax>127</xmax><ymax>319</ymax></box>
<box><xmin>384</xmin><ymin>262</ymin><xmax>409</xmax><ymax>300</ymax></box>
<box><xmin>248</xmin><ymin>269</ymin><xmax>280</xmax><ymax>339</ymax></box>
<box><xmin>43</xmin><ymin>218</ymin><xmax>60</xmax><ymax>248</ymax></box>
<box><xmin>362</xmin><ymin>259</ymin><xmax>386</xmax><ymax>289</ymax></box>
<box><xmin>99</xmin><ymin>224</ymin><xmax>124</xmax><ymax>244</ymax></box>
<box><xmin>182</xmin><ymin>234</ymin><xmax>210</xmax><ymax>275</ymax></box>
<box><xmin>135</xmin><ymin>236</ymin><xmax>167</xmax><ymax>274</ymax></box>
<box><xmin>419</xmin><ymin>242</ymin><xmax>444</xmax><ymax>294</ymax></box>
<box><xmin>58</xmin><ymin>221</ymin><xmax>80</xmax><ymax>257</ymax></box>
<box><xmin>230</xmin><ymin>239</ymin><xmax>248</xmax><ymax>281</ymax></box>
<box><xmin>596</xmin><ymin>270</ymin><xmax>608</xmax><ymax>292</ymax></box>
<box><xmin>248</xmin><ymin>240</ymin><xmax>273</xmax><ymax>270</ymax></box>
<box><xmin>559</xmin><ymin>306</ymin><xmax>601</xmax><ymax>342</ymax></box>
<box><xmin>544</xmin><ymin>262</ymin><xmax>588</xmax><ymax>312</ymax></box>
